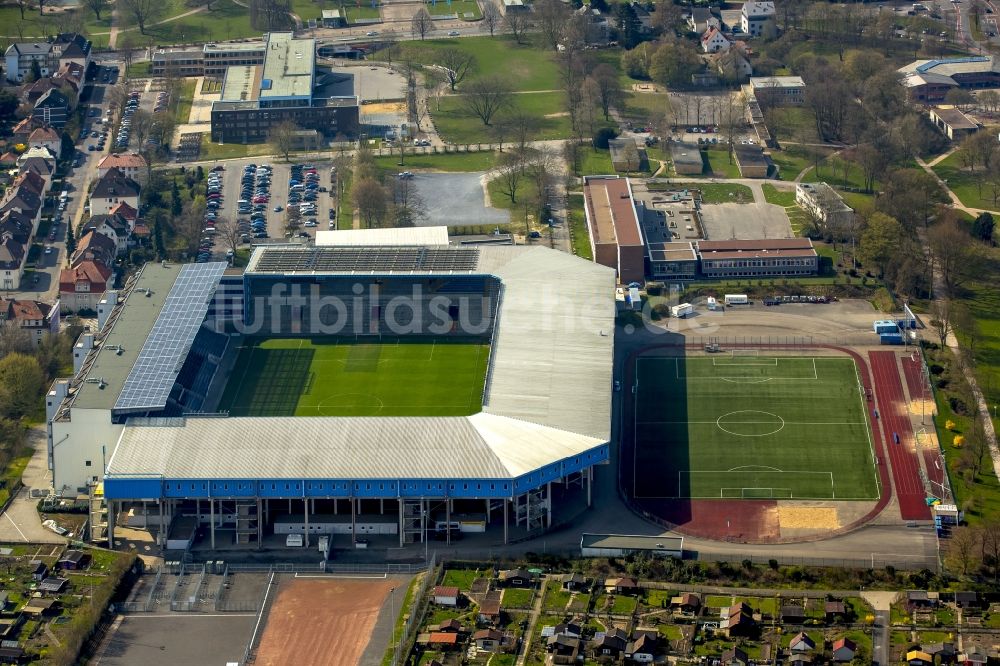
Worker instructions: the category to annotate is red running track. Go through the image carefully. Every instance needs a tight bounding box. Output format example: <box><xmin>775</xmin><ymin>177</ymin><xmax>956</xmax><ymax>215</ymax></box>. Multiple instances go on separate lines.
<box><xmin>869</xmin><ymin>351</ymin><xmax>931</xmax><ymax>520</ymax></box>
<box><xmin>901</xmin><ymin>354</ymin><xmax>946</xmax><ymax>491</ymax></box>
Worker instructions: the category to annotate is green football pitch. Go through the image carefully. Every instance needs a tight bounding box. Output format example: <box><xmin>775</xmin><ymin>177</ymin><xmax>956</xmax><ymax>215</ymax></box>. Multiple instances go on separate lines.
<box><xmin>632</xmin><ymin>354</ymin><xmax>880</xmax><ymax>500</ymax></box>
<box><xmin>217</xmin><ymin>338</ymin><xmax>490</xmax><ymax>417</ymax></box>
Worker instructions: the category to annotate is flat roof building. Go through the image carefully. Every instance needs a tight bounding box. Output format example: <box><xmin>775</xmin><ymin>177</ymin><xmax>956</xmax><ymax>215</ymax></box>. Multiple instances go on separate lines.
<box><xmin>749</xmin><ymin>76</ymin><xmax>806</xmax><ymax>106</ymax></box>
<box><xmin>697</xmin><ymin>238</ymin><xmax>818</xmax><ymax>278</ymax></box>
<box><xmin>795</xmin><ymin>182</ymin><xmax>853</xmax><ymax>229</ymax></box>
<box><xmin>669</xmin><ymin>142</ymin><xmax>704</xmax><ymax>175</ymax></box>
<box><xmin>733</xmin><ymin>144</ymin><xmax>769</xmax><ymax>178</ymax></box>
<box><xmin>582</xmin><ymin>176</ymin><xmax>645</xmax><ymax>285</ymax></box>
<box><xmin>210</xmin><ymin>32</ymin><xmax>359</xmax><ymax>143</ymax></box>
<box><xmin>152</xmin><ymin>40</ymin><xmax>267</xmax><ymax>77</ymax></box>
<box><xmin>929</xmin><ymin>106</ymin><xmax>979</xmax><ymax>140</ymax></box>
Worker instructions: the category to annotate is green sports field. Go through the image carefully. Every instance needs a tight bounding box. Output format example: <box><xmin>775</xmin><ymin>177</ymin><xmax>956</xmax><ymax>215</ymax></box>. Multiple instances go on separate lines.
<box><xmin>632</xmin><ymin>354</ymin><xmax>880</xmax><ymax>500</ymax></box>
<box><xmin>218</xmin><ymin>338</ymin><xmax>489</xmax><ymax>417</ymax></box>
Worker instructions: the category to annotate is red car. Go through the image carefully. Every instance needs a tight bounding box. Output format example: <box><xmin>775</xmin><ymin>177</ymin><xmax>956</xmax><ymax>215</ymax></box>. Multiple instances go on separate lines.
<box><xmin>252</xmin><ymin>196</ymin><xmax>269</xmax><ymax>204</ymax></box>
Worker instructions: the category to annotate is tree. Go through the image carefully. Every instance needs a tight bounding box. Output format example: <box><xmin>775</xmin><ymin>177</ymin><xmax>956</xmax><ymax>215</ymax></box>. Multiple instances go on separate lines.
<box><xmin>65</xmin><ymin>216</ymin><xmax>76</xmax><ymax>258</ymax></box>
<box><xmin>84</xmin><ymin>0</ymin><xmax>107</xmax><ymax>20</ymax></box>
<box><xmin>535</xmin><ymin>0</ymin><xmax>569</xmax><ymax>50</ymax></box>
<box><xmin>495</xmin><ymin>151</ymin><xmax>527</xmax><ymax>204</ymax></box>
<box><xmin>503</xmin><ymin>9</ymin><xmax>532</xmax><ymax>44</ymax></box>
<box><xmin>980</xmin><ymin>90</ymin><xmax>1000</xmax><ymax>114</ymax></box>
<box><xmin>858</xmin><ymin>211</ymin><xmax>904</xmax><ymax>277</ymax></box>
<box><xmin>855</xmin><ymin>143</ymin><xmax>890</xmax><ymax>193</ymax></box>
<box><xmin>0</xmin><ymin>353</ymin><xmax>44</xmax><ymax>419</ymax></box>
<box><xmin>928</xmin><ymin>217</ymin><xmax>982</xmax><ymax>293</ymax></box>
<box><xmin>268</xmin><ymin>120</ymin><xmax>299</xmax><ymax>162</ymax></box>
<box><xmin>944</xmin><ymin>87</ymin><xmax>975</xmax><ymax>112</ymax></box>
<box><xmin>462</xmin><ymin>76</ymin><xmax>512</xmax><ymax>126</ymax></box>
<box><xmin>0</xmin><ymin>324</ymin><xmax>33</xmax><ymax>361</ymax></box>
<box><xmin>962</xmin><ymin>131</ymin><xmax>996</xmax><ymax>172</ymax></box>
<box><xmin>651</xmin><ymin>0</ymin><xmax>683</xmax><ymax>35</ymax></box>
<box><xmin>946</xmin><ymin>526</ymin><xmax>981</xmax><ymax>575</ymax></box>
<box><xmin>119</xmin><ymin>32</ymin><xmax>140</xmax><ymax>81</ymax></box>
<box><xmin>973</xmin><ymin>212</ymin><xmax>995</xmax><ymax>244</ymax></box>
<box><xmin>353</xmin><ymin>177</ymin><xmax>388</xmax><ymax>228</ymax></box>
<box><xmin>249</xmin><ymin>0</ymin><xmax>291</xmax><ymax>31</ymax></box>
<box><xmin>876</xmin><ymin>169</ymin><xmax>947</xmax><ymax>229</ymax></box>
<box><xmin>439</xmin><ymin>48</ymin><xmax>476</xmax><ymax>91</ymax></box>
<box><xmin>14</xmin><ymin>0</ymin><xmax>27</xmax><ymax>20</ymax></box>
<box><xmin>481</xmin><ymin>1</ymin><xmax>502</xmax><ymax>36</ymax></box>
<box><xmin>591</xmin><ymin>64</ymin><xmax>623</xmax><ymax>121</ymax></box>
<box><xmin>930</xmin><ymin>298</ymin><xmax>953</xmax><ymax>348</ymax></box>
<box><xmin>27</xmin><ymin>59</ymin><xmax>41</xmax><ymax>84</ymax></box>
<box><xmin>649</xmin><ymin>40</ymin><xmax>703</xmax><ymax>88</ymax></box>
<box><xmin>411</xmin><ymin>8</ymin><xmax>435</xmax><ymax>40</ymax></box>
<box><xmin>391</xmin><ymin>177</ymin><xmax>426</xmax><ymax>227</ymax></box>
<box><xmin>120</xmin><ymin>0</ymin><xmax>166</xmax><ymax>34</ymax></box>
<box><xmin>614</xmin><ymin>1</ymin><xmax>642</xmax><ymax>49</ymax></box>
<box><xmin>216</xmin><ymin>217</ymin><xmax>242</xmax><ymax>257</ymax></box>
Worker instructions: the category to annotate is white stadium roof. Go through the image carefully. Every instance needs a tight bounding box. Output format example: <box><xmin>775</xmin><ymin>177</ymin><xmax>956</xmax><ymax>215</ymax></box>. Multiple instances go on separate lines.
<box><xmin>315</xmin><ymin>226</ymin><xmax>450</xmax><ymax>247</ymax></box>
<box><xmin>105</xmin><ymin>245</ymin><xmax>616</xmax><ymax>484</ymax></box>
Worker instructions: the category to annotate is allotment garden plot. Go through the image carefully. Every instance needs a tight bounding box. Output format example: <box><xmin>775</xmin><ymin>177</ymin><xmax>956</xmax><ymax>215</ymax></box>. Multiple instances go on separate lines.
<box><xmin>632</xmin><ymin>354</ymin><xmax>880</xmax><ymax>501</ymax></box>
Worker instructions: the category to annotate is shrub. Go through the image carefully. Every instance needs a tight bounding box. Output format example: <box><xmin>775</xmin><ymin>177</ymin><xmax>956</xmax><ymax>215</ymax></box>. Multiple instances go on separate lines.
<box><xmin>946</xmin><ymin>419</ymin><xmax>956</xmax><ymax>431</ymax></box>
<box><xmin>593</xmin><ymin>128</ymin><xmax>618</xmax><ymax>150</ymax></box>
<box><xmin>953</xmin><ymin>435</ymin><xmax>965</xmax><ymax>448</ymax></box>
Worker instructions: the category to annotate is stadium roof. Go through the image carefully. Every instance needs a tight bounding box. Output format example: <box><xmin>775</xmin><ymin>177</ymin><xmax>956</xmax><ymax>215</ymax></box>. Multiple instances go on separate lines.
<box><xmin>105</xmin><ymin>245</ymin><xmax>615</xmax><ymax>483</ymax></box>
<box><xmin>107</xmin><ymin>412</ymin><xmax>606</xmax><ymax>480</ymax></box>
<box><xmin>114</xmin><ymin>263</ymin><xmax>227</xmax><ymax>413</ymax></box>
<box><xmin>315</xmin><ymin>226</ymin><xmax>450</xmax><ymax>247</ymax></box>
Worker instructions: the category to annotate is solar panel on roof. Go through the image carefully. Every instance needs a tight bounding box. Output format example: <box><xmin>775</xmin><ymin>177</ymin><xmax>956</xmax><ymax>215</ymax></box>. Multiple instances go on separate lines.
<box><xmin>114</xmin><ymin>263</ymin><xmax>227</xmax><ymax>413</ymax></box>
<box><xmin>251</xmin><ymin>247</ymin><xmax>480</xmax><ymax>273</ymax></box>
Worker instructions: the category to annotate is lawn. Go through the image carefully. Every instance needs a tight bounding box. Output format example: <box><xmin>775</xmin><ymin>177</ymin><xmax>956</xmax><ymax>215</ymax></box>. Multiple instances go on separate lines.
<box><xmin>703</xmin><ymin>147</ymin><xmax>741</xmax><ymax>179</ymax></box>
<box><xmin>503</xmin><ymin>587</ymin><xmax>534</xmax><ymax>609</ymax></box>
<box><xmin>574</xmin><ymin>148</ymin><xmax>615</xmax><ymax>177</ymax></box>
<box><xmin>696</xmin><ymin>183</ymin><xmax>753</xmax><ymax>204</ymax></box>
<box><xmin>174</xmin><ymin>79</ymin><xmax>196</xmax><ymax>126</ymax></box>
<box><xmin>770</xmin><ymin>144</ymin><xmax>833</xmax><ymax>182</ymax></box>
<box><xmin>802</xmin><ymin>153</ymin><xmax>871</xmax><ymax>191</ymax></box>
<box><xmin>344</xmin><ymin>5</ymin><xmax>382</xmax><ymax>22</ymax></box>
<box><xmin>433</xmin><ymin>92</ymin><xmax>576</xmax><ymax>143</ymax></box>
<box><xmin>632</xmin><ymin>355</ymin><xmax>880</xmax><ymax>500</ymax></box>
<box><xmin>768</xmin><ymin>106</ymin><xmax>821</xmax><ymax>143</ymax></box>
<box><xmin>199</xmin><ymin>140</ymin><xmax>277</xmax><ymax>160</ymax></box>
<box><xmin>218</xmin><ymin>337</ymin><xmax>490</xmax><ymax>416</ymax></box>
<box><xmin>761</xmin><ymin>184</ymin><xmax>796</xmax><ymax>207</ymax></box>
<box><xmin>426</xmin><ymin>0</ymin><xmax>482</xmax><ymax>18</ymax></box>
<box><xmin>623</xmin><ymin>92</ymin><xmax>669</xmax><ymax>121</ymax></box>
<box><xmin>542</xmin><ymin>580</ymin><xmax>572</xmax><ymax>612</ymax></box>
<box><xmin>487</xmin><ymin>172</ymin><xmax>533</xmax><ymax>210</ymax></box>
<box><xmin>134</xmin><ymin>0</ymin><xmax>260</xmax><ymax>45</ymax></box>
<box><xmin>391</xmin><ymin>37</ymin><xmax>561</xmax><ymax>92</ymax></box>
<box><xmin>567</xmin><ymin>193</ymin><xmax>593</xmax><ymax>260</ymax></box>
<box><xmin>441</xmin><ymin>568</ymin><xmax>480</xmax><ymax>590</ymax></box>
<box><xmin>375</xmin><ymin>150</ymin><xmax>498</xmax><ymax>173</ymax></box>
<box><xmin>931</xmin><ymin>150</ymin><xmax>1000</xmax><ymax>212</ymax></box>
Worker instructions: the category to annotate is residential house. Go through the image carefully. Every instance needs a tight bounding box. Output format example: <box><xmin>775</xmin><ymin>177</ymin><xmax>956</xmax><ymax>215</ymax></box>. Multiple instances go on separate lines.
<box><xmin>546</xmin><ymin>634</ymin><xmax>581</xmax><ymax>664</ymax></box>
<box><xmin>18</xmin><ymin>153</ymin><xmax>55</xmax><ymax>181</ymax></box>
<box><xmin>832</xmin><ymin>637</ymin><xmax>857</xmax><ymax>662</ymax></box>
<box><xmin>701</xmin><ymin>26</ymin><xmax>731</xmax><ymax>52</ymax></box>
<box><xmin>554</xmin><ymin>623</ymin><xmax>581</xmax><ymax>638</ymax></box>
<box><xmin>954</xmin><ymin>591</ymin><xmax>979</xmax><ymax>608</ymax></box>
<box><xmin>90</xmin><ymin>168</ymin><xmax>141</xmax><ymax>216</ymax></box>
<box><xmin>591</xmin><ymin>627</ymin><xmax>627</xmax><ymax>658</ymax></box>
<box><xmin>11</xmin><ymin>117</ymin><xmax>45</xmax><ymax>144</ymax></box>
<box><xmin>54</xmin><ymin>33</ymin><xmax>91</xmax><ymax>70</ymax></box>
<box><xmin>13</xmin><ymin>169</ymin><xmax>50</xmax><ymax>200</ymax></box>
<box><xmin>0</xmin><ymin>236</ymin><xmax>26</xmax><ymax>290</ymax></box>
<box><xmin>605</xmin><ymin>577</ymin><xmax>641</xmax><ymax>595</ymax></box>
<box><xmin>712</xmin><ymin>48</ymin><xmax>753</xmax><ymax>83</ymax></box>
<box><xmin>925</xmin><ymin>642</ymin><xmax>958</xmax><ymax>664</ymax></box>
<box><xmin>53</xmin><ymin>61</ymin><xmax>84</xmax><ymax>94</ymax></box>
<box><xmin>561</xmin><ymin>573</ymin><xmax>588</xmax><ymax>591</ymax></box>
<box><xmin>671</xmin><ymin>592</ymin><xmax>702</xmax><ymax>614</ymax></box>
<box><xmin>473</xmin><ymin>628</ymin><xmax>503</xmax><ymax>652</ymax></box>
<box><xmin>781</xmin><ymin>605</ymin><xmax>806</xmax><ymax>624</ymax></box>
<box><xmin>22</xmin><ymin>597</ymin><xmax>57</xmax><ymax>617</ymax></box>
<box><xmin>110</xmin><ymin>201</ymin><xmax>139</xmax><ymax>228</ymax></box>
<box><xmin>907</xmin><ymin>650</ymin><xmax>934</xmax><ymax>666</ymax></box>
<box><xmin>433</xmin><ymin>619</ymin><xmax>463</xmax><ymax>634</ymax></box>
<box><xmin>425</xmin><ymin>632</ymin><xmax>460</xmax><ymax>651</ymax></box>
<box><xmin>722</xmin><ymin>602</ymin><xmax>756</xmax><ymax>638</ymax></box>
<box><xmin>5</xmin><ymin>42</ymin><xmax>55</xmax><ymax>82</ymax></box>
<box><xmin>97</xmin><ymin>152</ymin><xmax>149</xmax><ymax>184</ymax></box>
<box><xmin>432</xmin><ymin>586</ymin><xmax>459</xmax><ymax>607</ymax></box>
<box><xmin>625</xmin><ymin>633</ymin><xmax>659</xmax><ymax>662</ymax></box>
<box><xmin>23</xmin><ymin>77</ymin><xmax>60</xmax><ymax>105</ymax></box>
<box><xmin>82</xmin><ymin>214</ymin><xmax>130</xmax><ymax>255</ymax></box>
<box><xmin>477</xmin><ymin>597</ymin><xmax>502</xmax><ymax>625</ymax></box>
<box><xmin>32</xmin><ymin>88</ymin><xmax>70</xmax><ymax>129</ymax></box>
<box><xmin>57</xmin><ymin>550</ymin><xmax>91</xmax><ymax>570</ymax></box>
<box><xmin>0</xmin><ymin>299</ymin><xmax>58</xmax><ymax>346</ymax></box>
<box><xmin>29</xmin><ymin>561</ymin><xmax>47</xmax><ymax>581</ymax></box>
<box><xmin>0</xmin><ymin>183</ymin><xmax>42</xmax><ymax>229</ymax></box>
<box><xmin>499</xmin><ymin>568</ymin><xmax>535</xmax><ymax>588</ymax></box>
<box><xmin>73</xmin><ymin>230</ymin><xmax>117</xmax><ymax>269</ymax></box>
<box><xmin>722</xmin><ymin>646</ymin><xmax>750</xmax><ymax>666</ymax></box>
<box><xmin>789</xmin><ymin>632</ymin><xmax>816</xmax><ymax>652</ymax></box>
<box><xmin>689</xmin><ymin>7</ymin><xmax>721</xmax><ymax>33</ymax></box>
<box><xmin>59</xmin><ymin>260</ymin><xmax>112</xmax><ymax>312</ymax></box>
<box><xmin>38</xmin><ymin>577</ymin><xmax>68</xmax><ymax>594</ymax></box>
<box><xmin>741</xmin><ymin>0</ymin><xmax>776</xmax><ymax>38</ymax></box>
<box><xmin>824</xmin><ymin>600</ymin><xmax>847</xmax><ymax>621</ymax></box>
<box><xmin>0</xmin><ymin>152</ymin><xmax>19</xmax><ymax>175</ymax></box>
<box><xmin>789</xmin><ymin>655</ymin><xmax>814</xmax><ymax>666</ymax></box>
<box><xmin>27</xmin><ymin>126</ymin><xmax>61</xmax><ymax>156</ymax></box>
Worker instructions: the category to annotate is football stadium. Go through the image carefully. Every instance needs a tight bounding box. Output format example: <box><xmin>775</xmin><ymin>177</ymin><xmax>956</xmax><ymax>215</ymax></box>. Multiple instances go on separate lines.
<box><xmin>46</xmin><ymin>240</ymin><xmax>615</xmax><ymax>550</ymax></box>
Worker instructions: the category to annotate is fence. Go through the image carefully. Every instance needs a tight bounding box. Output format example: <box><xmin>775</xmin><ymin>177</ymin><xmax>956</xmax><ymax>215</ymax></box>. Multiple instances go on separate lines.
<box><xmin>391</xmin><ymin>552</ymin><xmax>439</xmax><ymax>666</ymax></box>
<box><xmin>169</xmin><ymin>563</ymin><xmax>206</xmax><ymax>612</ymax></box>
<box><xmin>695</xmin><ymin>550</ymin><xmax>940</xmax><ymax>572</ymax></box>
<box><xmin>241</xmin><ymin>570</ymin><xmax>277</xmax><ymax>666</ymax></box>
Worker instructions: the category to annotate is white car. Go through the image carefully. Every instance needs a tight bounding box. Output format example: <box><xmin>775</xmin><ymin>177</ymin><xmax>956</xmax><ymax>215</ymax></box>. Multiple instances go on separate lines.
<box><xmin>448</xmin><ymin>30</ymin><xmax>460</xmax><ymax>36</ymax></box>
<box><xmin>366</xmin><ymin>31</ymin><xmax>378</xmax><ymax>36</ymax></box>
<box><xmin>303</xmin><ymin>221</ymin><xmax>317</xmax><ymax>227</ymax></box>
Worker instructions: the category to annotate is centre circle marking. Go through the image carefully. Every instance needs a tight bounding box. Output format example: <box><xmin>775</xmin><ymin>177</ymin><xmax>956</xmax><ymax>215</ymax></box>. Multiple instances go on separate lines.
<box><xmin>716</xmin><ymin>410</ymin><xmax>785</xmax><ymax>437</ymax></box>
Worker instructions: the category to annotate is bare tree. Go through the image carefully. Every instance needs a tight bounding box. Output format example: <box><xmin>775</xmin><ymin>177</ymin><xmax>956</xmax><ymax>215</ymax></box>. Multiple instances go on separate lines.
<box><xmin>928</xmin><ymin>218</ymin><xmax>982</xmax><ymax>293</ymax></box>
<box><xmin>120</xmin><ymin>0</ymin><xmax>166</xmax><ymax>34</ymax></box>
<box><xmin>946</xmin><ymin>526</ymin><xmax>981</xmax><ymax>576</ymax></box>
<box><xmin>591</xmin><ymin>64</ymin><xmax>623</xmax><ymax>121</ymax></box>
<box><xmin>411</xmin><ymin>8</ymin><xmax>436</xmax><ymax>40</ymax></box>
<box><xmin>503</xmin><ymin>9</ymin><xmax>532</xmax><ymax>44</ymax></box>
<box><xmin>534</xmin><ymin>0</ymin><xmax>569</xmax><ymax>50</ymax></box>
<box><xmin>930</xmin><ymin>298</ymin><xmax>953</xmax><ymax>348</ymax></box>
<box><xmin>119</xmin><ymin>32</ymin><xmax>140</xmax><ymax>80</ymax></box>
<box><xmin>84</xmin><ymin>0</ymin><xmax>108</xmax><ymax>20</ymax></box>
<box><xmin>0</xmin><ymin>324</ymin><xmax>33</xmax><ymax>361</ymax></box>
<box><xmin>354</xmin><ymin>177</ymin><xmax>388</xmax><ymax>228</ymax></box>
<box><xmin>249</xmin><ymin>0</ymin><xmax>291</xmax><ymax>31</ymax></box>
<box><xmin>439</xmin><ymin>48</ymin><xmax>476</xmax><ymax>91</ymax></box>
<box><xmin>215</xmin><ymin>217</ymin><xmax>242</xmax><ymax>257</ymax></box>
<box><xmin>13</xmin><ymin>0</ymin><xmax>28</xmax><ymax>20</ymax></box>
<box><xmin>268</xmin><ymin>120</ymin><xmax>299</xmax><ymax>162</ymax></box>
<box><xmin>463</xmin><ymin>76</ymin><xmax>512</xmax><ymax>126</ymax></box>
<box><xmin>481</xmin><ymin>1</ymin><xmax>502</xmax><ymax>36</ymax></box>
<box><xmin>495</xmin><ymin>150</ymin><xmax>527</xmax><ymax>204</ymax></box>
<box><xmin>391</xmin><ymin>177</ymin><xmax>426</xmax><ymax>227</ymax></box>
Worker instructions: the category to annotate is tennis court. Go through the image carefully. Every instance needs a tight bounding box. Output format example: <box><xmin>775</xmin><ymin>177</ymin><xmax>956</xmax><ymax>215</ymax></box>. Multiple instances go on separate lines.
<box><xmin>632</xmin><ymin>353</ymin><xmax>880</xmax><ymax>500</ymax></box>
<box><xmin>218</xmin><ymin>337</ymin><xmax>490</xmax><ymax>417</ymax></box>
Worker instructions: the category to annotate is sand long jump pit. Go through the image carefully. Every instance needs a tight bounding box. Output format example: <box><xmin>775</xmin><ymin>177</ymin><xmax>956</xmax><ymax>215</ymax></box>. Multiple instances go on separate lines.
<box><xmin>255</xmin><ymin>576</ymin><xmax>397</xmax><ymax>666</ymax></box>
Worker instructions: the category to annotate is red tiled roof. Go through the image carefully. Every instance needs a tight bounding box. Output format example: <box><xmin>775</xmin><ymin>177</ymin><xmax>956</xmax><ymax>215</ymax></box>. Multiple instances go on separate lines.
<box><xmin>98</xmin><ymin>153</ymin><xmax>148</xmax><ymax>170</ymax></box>
<box><xmin>433</xmin><ymin>586</ymin><xmax>459</xmax><ymax>597</ymax></box>
<box><xmin>427</xmin><ymin>632</ymin><xmax>459</xmax><ymax>645</ymax></box>
<box><xmin>110</xmin><ymin>201</ymin><xmax>138</xmax><ymax>220</ymax></box>
<box><xmin>59</xmin><ymin>261</ymin><xmax>111</xmax><ymax>291</ymax></box>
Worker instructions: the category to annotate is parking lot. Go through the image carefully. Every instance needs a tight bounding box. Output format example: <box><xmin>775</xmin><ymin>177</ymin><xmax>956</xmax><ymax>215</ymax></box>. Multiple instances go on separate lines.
<box><xmin>204</xmin><ymin>159</ymin><xmax>339</xmax><ymax>258</ymax></box>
